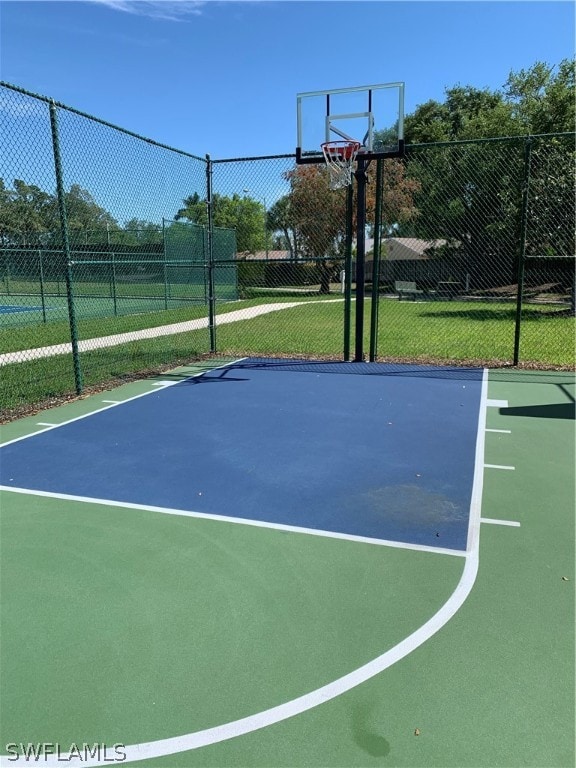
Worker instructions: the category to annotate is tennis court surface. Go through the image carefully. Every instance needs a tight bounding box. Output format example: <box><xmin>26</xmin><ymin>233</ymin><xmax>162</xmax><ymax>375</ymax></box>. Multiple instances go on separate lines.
<box><xmin>0</xmin><ymin>358</ymin><xmax>574</xmax><ymax>767</ymax></box>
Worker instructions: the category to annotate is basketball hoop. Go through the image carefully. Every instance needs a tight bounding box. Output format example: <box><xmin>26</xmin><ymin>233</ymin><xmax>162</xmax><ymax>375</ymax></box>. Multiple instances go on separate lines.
<box><xmin>321</xmin><ymin>140</ymin><xmax>361</xmax><ymax>190</ymax></box>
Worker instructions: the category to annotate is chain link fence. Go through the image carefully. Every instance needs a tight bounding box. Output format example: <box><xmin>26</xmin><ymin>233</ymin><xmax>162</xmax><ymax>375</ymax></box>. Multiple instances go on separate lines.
<box><xmin>211</xmin><ymin>136</ymin><xmax>574</xmax><ymax>368</ymax></box>
<box><xmin>1</xmin><ymin>81</ymin><xmax>574</xmax><ymax>417</ymax></box>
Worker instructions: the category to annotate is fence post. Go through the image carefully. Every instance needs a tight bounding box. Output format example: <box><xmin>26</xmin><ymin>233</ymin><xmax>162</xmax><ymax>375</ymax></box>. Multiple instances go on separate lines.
<box><xmin>513</xmin><ymin>137</ymin><xmax>533</xmax><ymax>366</ymax></box>
<box><xmin>369</xmin><ymin>159</ymin><xmax>384</xmax><ymax>362</ymax></box>
<box><xmin>5</xmin><ymin>255</ymin><xmax>11</xmax><ymax>296</ymax></box>
<box><xmin>49</xmin><ymin>101</ymin><xmax>83</xmax><ymax>394</ymax></box>
<box><xmin>38</xmin><ymin>249</ymin><xmax>47</xmax><ymax>323</ymax></box>
<box><xmin>111</xmin><ymin>252</ymin><xmax>118</xmax><ymax>316</ymax></box>
<box><xmin>343</xmin><ymin>183</ymin><xmax>354</xmax><ymax>361</ymax></box>
<box><xmin>162</xmin><ymin>219</ymin><xmax>169</xmax><ymax>310</ymax></box>
<box><xmin>205</xmin><ymin>154</ymin><xmax>216</xmax><ymax>353</ymax></box>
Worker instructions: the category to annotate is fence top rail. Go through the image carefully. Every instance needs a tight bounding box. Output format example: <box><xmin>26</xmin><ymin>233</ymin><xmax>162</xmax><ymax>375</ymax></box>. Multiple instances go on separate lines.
<box><xmin>212</xmin><ymin>153</ymin><xmax>296</xmax><ymax>164</ymax></box>
<box><xmin>1</xmin><ymin>249</ymin><xmax>163</xmax><ymax>255</ymax></box>
<box><xmin>406</xmin><ymin>132</ymin><xmax>575</xmax><ymax>150</ymax></box>
<box><xmin>0</xmin><ymin>80</ymin><xmax>207</xmax><ymax>163</ymax></box>
<box><xmin>213</xmin><ymin>132</ymin><xmax>573</xmax><ymax>164</ymax></box>
<box><xmin>67</xmin><ymin>259</ymin><xmax>207</xmax><ymax>266</ymax></box>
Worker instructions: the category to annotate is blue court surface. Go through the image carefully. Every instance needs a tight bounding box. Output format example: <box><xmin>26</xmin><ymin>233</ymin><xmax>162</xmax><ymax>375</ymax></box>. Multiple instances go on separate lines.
<box><xmin>0</xmin><ymin>358</ymin><xmax>485</xmax><ymax>552</ymax></box>
<box><xmin>0</xmin><ymin>305</ymin><xmax>46</xmax><ymax>314</ymax></box>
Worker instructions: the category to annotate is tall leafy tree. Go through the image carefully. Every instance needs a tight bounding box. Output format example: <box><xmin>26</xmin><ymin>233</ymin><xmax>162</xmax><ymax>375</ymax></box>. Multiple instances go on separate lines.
<box><xmin>284</xmin><ymin>165</ymin><xmax>346</xmax><ymax>292</ymax></box>
<box><xmin>266</xmin><ymin>195</ymin><xmax>299</xmax><ymax>257</ymax></box>
<box><xmin>365</xmin><ymin>159</ymin><xmax>421</xmax><ymax>237</ymax></box>
<box><xmin>0</xmin><ymin>179</ymin><xmax>54</xmax><ymax>245</ymax></box>
<box><xmin>401</xmin><ymin>59</ymin><xmax>574</xmax><ymax>284</ymax></box>
<box><xmin>120</xmin><ymin>218</ymin><xmax>162</xmax><ymax>245</ymax></box>
<box><xmin>63</xmin><ymin>184</ymin><xmax>118</xmax><ymax>242</ymax></box>
<box><xmin>504</xmin><ymin>59</ymin><xmax>575</xmax><ymax>134</ymax></box>
<box><xmin>175</xmin><ymin>192</ymin><xmax>265</xmax><ymax>252</ymax></box>
<box><xmin>175</xmin><ymin>192</ymin><xmax>207</xmax><ymax>226</ymax></box>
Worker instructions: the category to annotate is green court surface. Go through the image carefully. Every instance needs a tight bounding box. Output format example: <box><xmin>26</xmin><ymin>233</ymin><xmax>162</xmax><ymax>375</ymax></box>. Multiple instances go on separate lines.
<box><xmin>0</xmin><ymin>292</ymin><xmax>205</xmax><ymax>328</ymax></box>
<box><xmin>0</xmin><ymin>364</ymin><xmax>574</xmax><ymax>768</ymax></box>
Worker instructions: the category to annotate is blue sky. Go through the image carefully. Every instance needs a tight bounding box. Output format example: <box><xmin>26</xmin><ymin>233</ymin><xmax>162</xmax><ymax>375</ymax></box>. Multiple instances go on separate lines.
<box><xmin>1</xmin><ymin>0</ymin><xmax>574</xmax><ymax>160</ymax></box>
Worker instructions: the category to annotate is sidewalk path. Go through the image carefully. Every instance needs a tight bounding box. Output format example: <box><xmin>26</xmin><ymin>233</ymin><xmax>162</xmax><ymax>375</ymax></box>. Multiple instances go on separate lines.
<box><xmin>1</xmin><ymin>300</ymin><xmax>343</xmax><ymax>366</ymax></box>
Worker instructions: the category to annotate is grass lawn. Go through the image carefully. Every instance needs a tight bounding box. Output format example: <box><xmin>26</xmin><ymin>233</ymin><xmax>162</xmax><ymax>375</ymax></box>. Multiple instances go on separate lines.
<box><xmin>216</xmin><ymin>298</ymin><xmax>575</xmax><ymax>367</ymax></box>
<box><xmin>1</xmin><ymin>295</ymin><xmax>574</xmax><ymax>415</ymax></box>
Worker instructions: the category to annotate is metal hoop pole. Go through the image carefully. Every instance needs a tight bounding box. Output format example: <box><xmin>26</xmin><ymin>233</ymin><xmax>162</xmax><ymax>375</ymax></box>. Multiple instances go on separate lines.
<box><xmin>354</xmin><ymin>155</ymin><xmax>369</xmax><ymax>362</ymax></box>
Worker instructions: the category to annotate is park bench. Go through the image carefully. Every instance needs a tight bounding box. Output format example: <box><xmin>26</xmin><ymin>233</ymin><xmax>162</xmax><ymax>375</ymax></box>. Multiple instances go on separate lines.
<box><xmin>395</xmin><ymin>280</ymin><xmax>425</xmax><ymax>301</ymax></box>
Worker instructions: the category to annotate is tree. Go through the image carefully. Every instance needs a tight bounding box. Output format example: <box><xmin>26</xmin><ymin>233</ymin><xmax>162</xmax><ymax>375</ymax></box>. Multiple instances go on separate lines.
<box><xmin>266</xmin><ymin>195</ymin><xmax>299</xmax><ymax>257</ymax></box>
<box><xmin>504</xmin><ymin>59</ymin><xmax>575</xmax><ymax>134</ymax></box>
<box><xmin>401</xmin><ymin>60</ymin><xmax>575</xmax><ymax>285</ymax></box>
<box><xmin>120</xmin><ymin>219</ymin><xmax>162</xmax><ymax>245</ymax></box>
<box><xmin>405</xmin><ymin>86</ymin><xmax>517</xmax><ymax>144</ymax></box>
<box><xmin>365</xmin><ymin>159</ymin><xmax>421</xmax><ymax>237</ymax></box>
<box><xmin>525</xmin><ymin>135</ymin><xmax>575</xmax><ymax>258</ymax></box>
<box><xmin>0</xmin><ymin>179</ymin><xmax>54</xmax><ymax>245</ymax></box>
<box><xmin>175</xmin><ymin>192</ymin><xmax>207</xmax><ymax>226</ymax></box>
<box><xmin>284</xmin><ymin>165</ymin><xmax>347</xmax><ymax>293</ymax></box>
<box><xmin>404</xmin><ymin>59</ymin><xmax>574</xmax><ymax>144</ymax></box>
<box><xmin>0</xmin><ymin>179</ymin><xmax>19</xmax><ymax>245</ymax></box>
<box><xmin>175</xmin><ymin>192</ymin><xmax>265</xmax><ymax>253</ymax></box>
<box><xmin>63</xmin><ymin>184</ymin><xmax>118</xmax><ymax>242</ymax></box>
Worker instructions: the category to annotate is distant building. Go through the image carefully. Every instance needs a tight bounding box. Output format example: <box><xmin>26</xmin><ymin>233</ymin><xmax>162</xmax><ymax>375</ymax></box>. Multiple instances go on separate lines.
<box><xmin>382</xmin><ymin>238</ymin><xmax>451</xmax><ymax>260</ymax></box>
<box><xmin>237</xmin><ymin>250</ymin><xmax>292</xmax><ymax>261</ymax></box>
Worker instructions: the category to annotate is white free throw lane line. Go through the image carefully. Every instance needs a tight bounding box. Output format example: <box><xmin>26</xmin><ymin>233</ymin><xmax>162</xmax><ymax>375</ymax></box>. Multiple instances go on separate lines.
<box><xmin>481</xmin><ymin>518</ymin><xmax>521</xmax><ymax>527</ymax></box>
<box><xmin>0</xmin><ymin>364</ymin><xmax>488</xmax><ymax>767</ymax></box>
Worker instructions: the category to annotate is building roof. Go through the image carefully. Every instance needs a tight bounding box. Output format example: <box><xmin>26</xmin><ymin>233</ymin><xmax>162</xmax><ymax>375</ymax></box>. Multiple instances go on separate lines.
<box><xmin>237</xmin><ymin>250</ymin><xmax>292</xmax><ymax>260</ymax></box>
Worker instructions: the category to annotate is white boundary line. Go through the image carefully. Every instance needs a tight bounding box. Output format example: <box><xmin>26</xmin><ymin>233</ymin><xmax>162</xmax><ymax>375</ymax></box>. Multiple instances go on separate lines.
<box><xmin>487</xmin><ymin>398</ymin><xmax>508</xmax><ymax>408</ymax></box>
<box><xmin>485</xmin><ymin>428</ymin><xmax>511</xmax><ymax>434</ymax></box>
<box><xmin>465</xmin><ymin>368</ymin><xmax>489</xmax><ymax>556</ymax></box>
<box><xmin>0</xmin><ymin>359</ymin><xmax>246</xmax><ymax>449</ymax></box>
<box><xmin>0</xmin><ymin>364</ymin><xmax>489</xmax><ymax>767</ymax></box>
<box><xmin>0</xmin><ymin>485</ymin><xmax>466</xmax><ymax>559</ymax></box>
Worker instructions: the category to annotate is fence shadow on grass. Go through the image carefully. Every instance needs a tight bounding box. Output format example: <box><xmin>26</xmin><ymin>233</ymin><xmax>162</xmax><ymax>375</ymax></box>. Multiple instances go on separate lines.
<box><xmin>419</xmin><ymin>307</ymin><xmax>572</xmax><ymax>322</ymax></box>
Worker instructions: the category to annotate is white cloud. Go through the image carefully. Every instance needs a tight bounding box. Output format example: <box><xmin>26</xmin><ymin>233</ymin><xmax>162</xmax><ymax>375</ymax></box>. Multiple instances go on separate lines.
<box><xmin>89</xmin><ymin>1</ymin><xmax>206</xmax><ymax>22</ymax></box>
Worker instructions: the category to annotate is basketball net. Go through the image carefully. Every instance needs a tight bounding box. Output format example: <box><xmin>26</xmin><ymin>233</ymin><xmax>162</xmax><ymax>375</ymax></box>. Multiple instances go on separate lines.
<box><xmin>321</xmin><ymin>140</ymin><xmax>361</xmax><ymax>190</ymax></box>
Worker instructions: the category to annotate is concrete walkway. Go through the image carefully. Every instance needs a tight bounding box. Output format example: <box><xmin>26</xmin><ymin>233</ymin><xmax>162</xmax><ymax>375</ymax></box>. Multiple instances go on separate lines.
<box><xmin>1</xmin><ymin>300</ymin><xmax>343</xmax><ymax>366</ymax></box>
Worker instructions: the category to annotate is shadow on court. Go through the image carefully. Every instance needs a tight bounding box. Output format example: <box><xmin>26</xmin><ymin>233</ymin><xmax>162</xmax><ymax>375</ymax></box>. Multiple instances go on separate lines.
<box><xmin>500</xmin><ymin>402</ymin><xmax>575</xmax><ymax>420</ymax></box>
